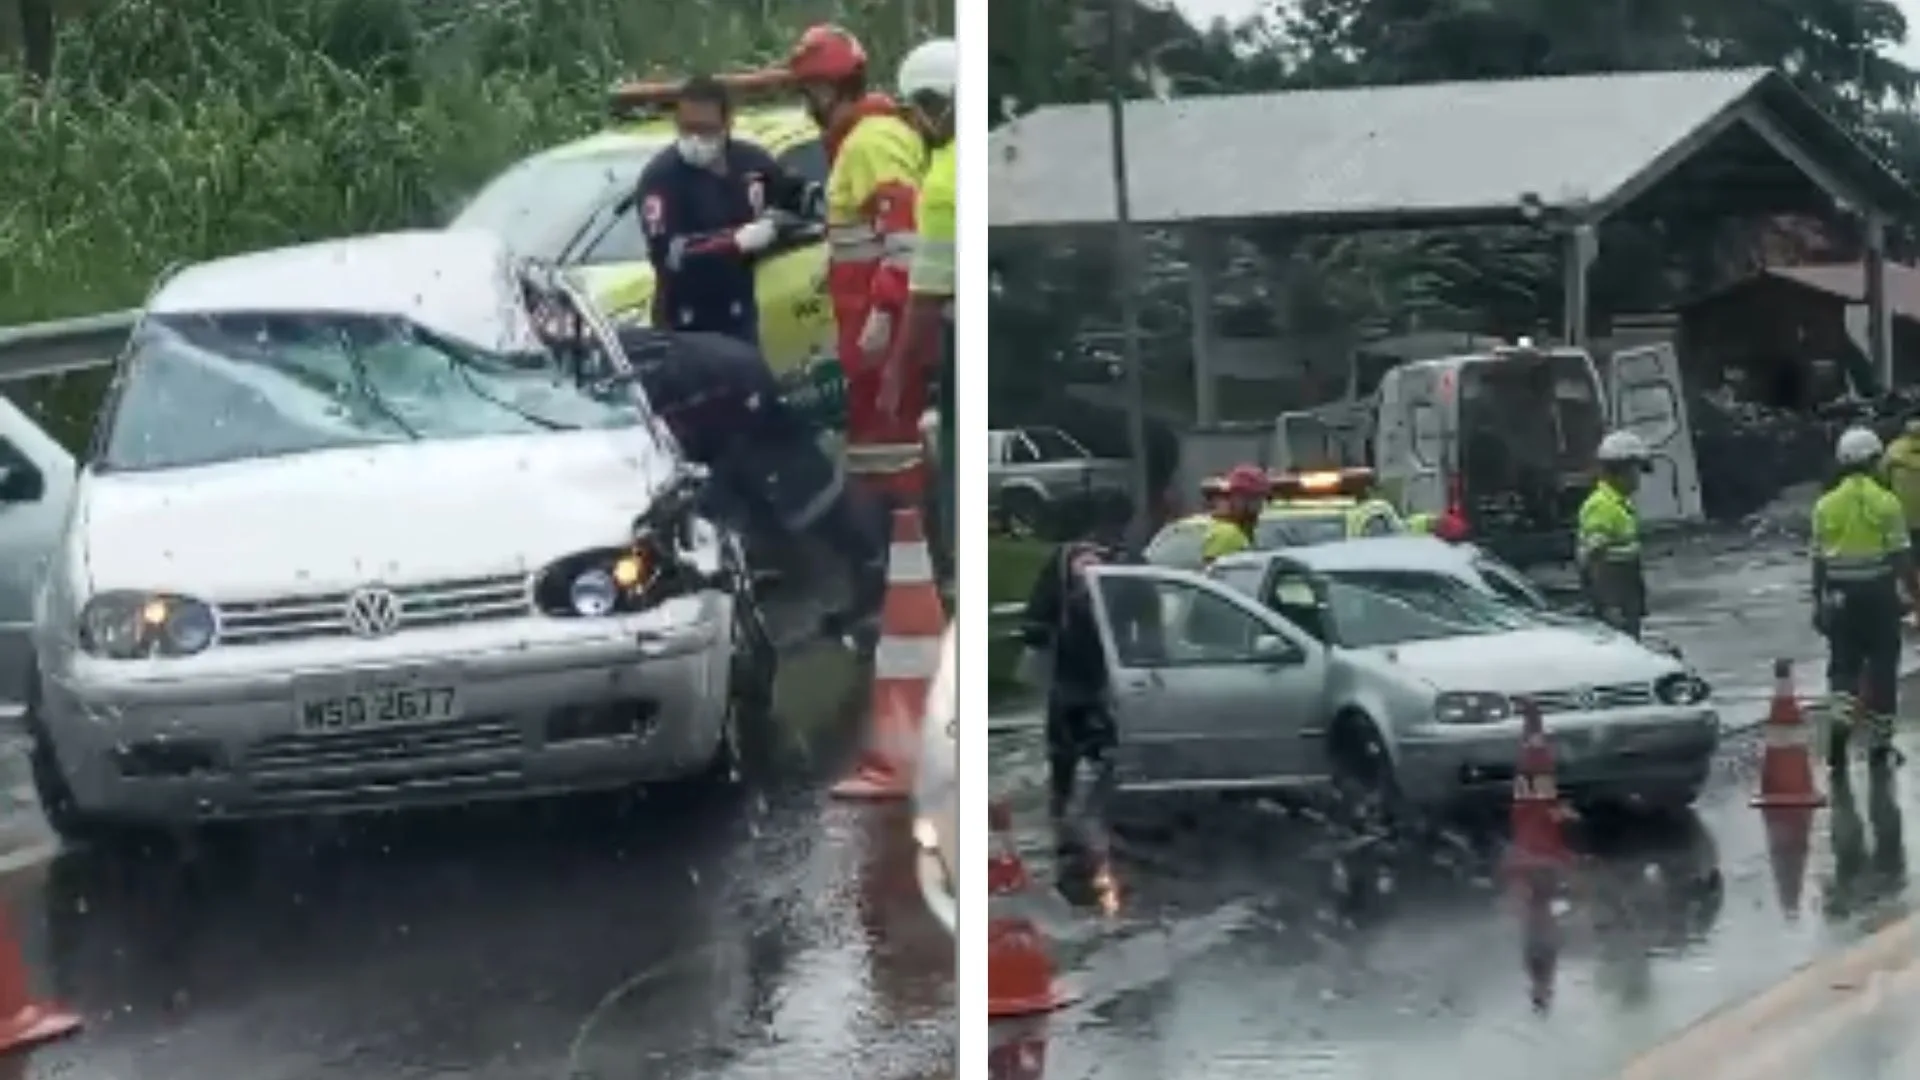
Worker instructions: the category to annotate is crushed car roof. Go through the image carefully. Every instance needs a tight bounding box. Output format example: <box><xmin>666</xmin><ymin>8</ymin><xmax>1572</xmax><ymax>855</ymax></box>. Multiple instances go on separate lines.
<box><xmin>147</xmin><ymin>229</ymin><xmax>545</xmax><ymax>355</ymax></box>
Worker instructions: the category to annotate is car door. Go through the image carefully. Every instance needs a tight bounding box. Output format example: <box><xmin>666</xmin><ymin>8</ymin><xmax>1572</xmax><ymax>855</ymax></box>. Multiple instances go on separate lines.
<box><xmin>0</xmin><ymin>399</ymin><xmax>76</xmax><ymax>711</ymax></box>
<box><xmin>1609</xmin><ymin>343</ymin><xmax>1703</xmax><ymax>526</ymax></box>
<box><xmin>1082</xmin><ymin>564</ymin><xmax>1331</xmax><ymax>791</ymax></box>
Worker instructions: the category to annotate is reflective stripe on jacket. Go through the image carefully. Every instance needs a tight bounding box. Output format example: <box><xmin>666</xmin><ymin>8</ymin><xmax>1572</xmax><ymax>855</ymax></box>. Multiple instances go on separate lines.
<box><xmin>910</xmin><ymin>142</ymin><xmax>956</xmax><ymax>297</ymax></box>
<box><xmin>1812</xmin><ymin>474</ymin><xmax>1910</xmax><ymax>582</ymax></box>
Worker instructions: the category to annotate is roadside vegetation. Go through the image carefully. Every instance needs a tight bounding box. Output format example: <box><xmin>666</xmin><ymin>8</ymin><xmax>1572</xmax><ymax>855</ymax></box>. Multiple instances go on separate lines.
<box><xmin>0</xmin><ymin>0</ymin><xmax>944</xmax><ymax>447</ymax></box>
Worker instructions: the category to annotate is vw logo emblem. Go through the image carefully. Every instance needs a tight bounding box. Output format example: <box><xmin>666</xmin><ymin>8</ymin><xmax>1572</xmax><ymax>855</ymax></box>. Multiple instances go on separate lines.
<box><xmin>1578</xmin><ymin>687</ymin><xmax>1600</xmax><ymax>711</ymax></box>
<box><xmin>343</xmin><ymin>587</ymin><xmax>403</xmax><ymax>639</ymax></box>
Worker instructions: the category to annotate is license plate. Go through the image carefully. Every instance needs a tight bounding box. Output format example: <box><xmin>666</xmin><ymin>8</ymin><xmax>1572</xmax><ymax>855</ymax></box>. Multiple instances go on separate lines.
<box><xmin>295</xmin><ymin>673</ymin><xmax>462</xmax><ymax>734</ymax></box>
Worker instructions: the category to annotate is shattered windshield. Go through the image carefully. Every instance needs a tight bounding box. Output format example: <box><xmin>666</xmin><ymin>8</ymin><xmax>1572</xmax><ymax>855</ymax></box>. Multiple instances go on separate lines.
<box><xmin>1320</xmin><ymin>568</ymin><xmax>1544</xmax><ymax>647</ymax></box>
<box><xmin>97</xmin><ymin>312</ymin><xmax>644</xmax><ymax>471</ymax></box>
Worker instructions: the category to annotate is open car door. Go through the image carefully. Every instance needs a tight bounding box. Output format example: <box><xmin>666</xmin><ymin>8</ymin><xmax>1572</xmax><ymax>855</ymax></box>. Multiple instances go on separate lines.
<box><xmin>0</xmin><ymin>396</ymin><xmax>76</xmax><ymax>713</ymax></box>
<box><xmin>1083</xmin><ymin>565</ymin><xmax>1331</xmax><ymax>792</ymax></box>
<box><xmin>1608</xmin><ymin>343</ymin><xmax>1703</xmax><ymax>527</ymax></box>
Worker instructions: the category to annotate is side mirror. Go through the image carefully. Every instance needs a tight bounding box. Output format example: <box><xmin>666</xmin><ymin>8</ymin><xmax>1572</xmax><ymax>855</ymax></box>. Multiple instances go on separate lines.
<box><xmin>1253</xmin><ymin>634</ymin><xmax>1299</xmax><ymax>662</ymax></box>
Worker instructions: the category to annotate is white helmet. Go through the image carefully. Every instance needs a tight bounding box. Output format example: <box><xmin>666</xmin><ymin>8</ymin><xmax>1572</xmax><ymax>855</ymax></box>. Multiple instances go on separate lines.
<box><xmin>1837</xmin><ymin>425</ymin><xmax>1885</xmax><ymax>465</ymax></box>
<box><xmin>1595</xmin><ymin>430</ymin><xmax>1651</xmax><ymax>464</ymax></box>
<box><xmin>897</xmin><ymin>39</ymin><xmax>957</xmax><ymax>101</ymax></box>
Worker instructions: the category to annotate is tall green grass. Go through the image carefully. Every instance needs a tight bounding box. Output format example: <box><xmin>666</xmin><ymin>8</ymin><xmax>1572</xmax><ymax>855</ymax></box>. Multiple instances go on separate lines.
<box><xmin>0</xmin><ymin>0</ymin><xmax>948</xmax><ymax>447</ymax></box>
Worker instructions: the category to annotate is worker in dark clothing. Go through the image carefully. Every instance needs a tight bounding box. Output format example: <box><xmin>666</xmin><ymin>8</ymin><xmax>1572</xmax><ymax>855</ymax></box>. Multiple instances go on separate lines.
<box><xmin>635</xmin><ymin>74</ymin><xmax>820</xmax><ymax>345</ymax></box>
<box><xmin>1812</xmin><ymin>425</ymin><xmax>1920</xmax><ymax>770</ymax></box>
<box><xmin>1021</xmin><ymin>539</ymin><xmax>1120</xmax><ymax>840</ymax></box>
<box><xmin>614</xmin><ymin>326</ymin><xmax>886</xmax><ymax>642</ymax></box>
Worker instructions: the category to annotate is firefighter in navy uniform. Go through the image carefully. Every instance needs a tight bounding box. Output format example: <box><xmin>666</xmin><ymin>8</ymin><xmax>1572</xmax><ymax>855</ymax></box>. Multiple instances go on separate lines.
<box><xmin>635</xmin><ymin>74</ymin><xmax>820</xmax><ymax>345</ymax></box>
<box><xmin>1812</xmin><ymin>426</ymin><xmax>1920</xmax><ymax>770</ymax></box>
<box><xmin>1577</xmin><ymin>431</ymin><xmax>1653</xmax><ymax>638</ymax></box>
<box><xmin>615</xmin><ymin>326</ymin><xmax>888</xmax><ymax>642</ymax></box>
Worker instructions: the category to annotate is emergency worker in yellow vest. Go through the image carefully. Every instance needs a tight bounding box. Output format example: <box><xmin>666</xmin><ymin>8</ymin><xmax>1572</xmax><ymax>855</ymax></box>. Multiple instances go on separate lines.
<box><xmin>1577</xmin><ymin>431</ymin><xmax>1652</xmax><ymax>638</ymax></box>
<box><xmin>892</xmin><ymin>39</ymin><xmax>956</xmax><ymax>568</ymax></box>
<box><xmin>1882</xmin><ymin>416</ymin><xmax>1920</xmax><ymax>553</ymax></box>
<box><xmin>1202</xmin><ymin>464</ymin><xmax>1267</xmax><ymax>565</ymax></box>
<box><xmin>1813</xmin><ymin>426</ymin><xmax>1920</xmax><ymax>768</ymax></box>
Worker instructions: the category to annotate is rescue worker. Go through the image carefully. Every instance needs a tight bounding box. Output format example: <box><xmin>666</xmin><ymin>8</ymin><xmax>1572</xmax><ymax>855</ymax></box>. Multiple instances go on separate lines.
<box><xmin>614</xmin><ymin>325</ymin><xmax>888</xmax><ymax>642</ymax></box>
<box><xmin>891</xmin><ymin>38</ymin><xmax>957</xmax><ymax>567</ymax></box>
<box><xmin>786</xmin><ymin>25</ymin><xmax>928</xmax><ymax>455</ymax></box>
<box><xmin>635</xmin><ymin>74</ymin><xmax>819</xmax><ymax>345</ymax></box>
<box><xmin>1202</xmin><ymin>464</ymin><xmax>1268</xmax><ymax>565</ymax></box>
<box><xmin>1577</xmin><ymin>431</ymin><xmax>1653</xmax><ymax>638</ymax></box>
<box><xmin>1019</xmin><ymin>539</ymin><xmax>1122</xmax><ymax>843</ymax></box>
<box><xmin>1883</xmin><ymin>415</ymin><xmax>1920</xmax><ymax>552</ymax></box>
<box><xmin>1811</xmin><ymin>426</ymin><xmax>1920</xmax><ymax>768</ymax></box>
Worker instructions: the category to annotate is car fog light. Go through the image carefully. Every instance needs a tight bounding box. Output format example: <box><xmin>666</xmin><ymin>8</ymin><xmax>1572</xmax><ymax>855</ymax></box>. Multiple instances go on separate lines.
<box><xmin>570</xmin><ymin>569</ymin><xmax>618</xmax><ymax>617</ymax></box>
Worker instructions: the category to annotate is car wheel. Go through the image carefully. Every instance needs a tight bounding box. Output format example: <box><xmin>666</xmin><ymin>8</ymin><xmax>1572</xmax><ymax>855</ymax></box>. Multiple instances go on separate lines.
<box><xmin>1327</xmin><ymin>711</ymin><xmax>1405</xmax><ymax>836</ymax></box>
<box><xmin>1001</xmin><ymin>489</ymin><xmax>1048</xmax><ymax>539</ymax></box>
<box><xmin>23</xmin><ymin>669</ymin><xmax>141</xmax><ymax>850</ymax></box>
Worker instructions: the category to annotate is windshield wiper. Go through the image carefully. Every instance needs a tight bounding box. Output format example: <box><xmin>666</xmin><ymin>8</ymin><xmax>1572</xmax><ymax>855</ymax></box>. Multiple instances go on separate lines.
<box><xmin>331</xmin><ymin>328</ymin><xmax>421</xmax><ymax>440</ymax></box>
<box><xmin>408</xmin><ymin>326</ymin><xmax>575</xmax><ymax>432</ymax></box>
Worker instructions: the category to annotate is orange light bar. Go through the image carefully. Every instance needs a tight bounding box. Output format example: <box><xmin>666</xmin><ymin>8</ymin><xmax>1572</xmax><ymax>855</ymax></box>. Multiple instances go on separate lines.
<box><xmin>607</xmin><ymin>69</ymin><xmax>795</xmax><ymax>117</ymax></box>
<box><xmin>1269</xmin><ymin>466</ymin><xmax>1376</xmax><ymax>498</ymax></box>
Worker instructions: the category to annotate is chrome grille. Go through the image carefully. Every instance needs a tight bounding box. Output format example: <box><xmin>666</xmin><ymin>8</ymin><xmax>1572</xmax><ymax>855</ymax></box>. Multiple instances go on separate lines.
<box><xmin>1527</xmin><ymin>681</ymin><xmax>1656</xmax><ymax>715</ymax></box>
<box><xmin>216</xmin><ymin>573</ymin><xmax>530</xmax><ymax>647</ymax></box>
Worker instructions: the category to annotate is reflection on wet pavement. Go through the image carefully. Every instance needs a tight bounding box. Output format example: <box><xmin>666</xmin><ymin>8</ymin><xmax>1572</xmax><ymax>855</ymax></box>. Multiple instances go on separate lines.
<box><xmin>988</xmin><ymin>540</ymin><xmax>1920</xmax><ymax>1080</ymax></box>
<box><xmin>2</xmin><ymin>641</ymin><xmax>954</xmax><ymax>1079</ymax></box>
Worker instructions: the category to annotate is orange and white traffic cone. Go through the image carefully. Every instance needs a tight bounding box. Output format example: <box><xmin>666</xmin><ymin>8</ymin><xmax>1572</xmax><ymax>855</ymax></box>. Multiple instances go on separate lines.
<box><xmin>989</xmin><ymin>799</ymin><xmax>1076</xmax><ymax>1018</ymax></box>
<box><xmin>832</xmin><ymin>507</ymin><xmax>945</xmax><ymax>801</ymax></box>
<box><xmin>1504</xmin><ymin>697</ymin><xmax>1573</xmax><ymax>878</ymax></box>
<box><xmin>1752</xmin><ymin>659</ymin><xmax>1827</xmax><ymax>809</ymax></box>
<box><xmin>0</xmin><ymin>904</ymin><xmax>79</xmax><ymax>1077</ymax></box>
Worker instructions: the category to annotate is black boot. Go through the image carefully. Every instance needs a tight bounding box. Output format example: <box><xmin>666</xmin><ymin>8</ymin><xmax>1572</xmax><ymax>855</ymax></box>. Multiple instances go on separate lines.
<box><xmin>812</xmin><ymin>489</ymin><xmax>890</xmax><ymax>649</ymax></box>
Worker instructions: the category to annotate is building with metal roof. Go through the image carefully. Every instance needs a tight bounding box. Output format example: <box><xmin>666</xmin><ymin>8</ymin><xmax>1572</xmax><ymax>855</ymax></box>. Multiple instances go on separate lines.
<box><xmin>989</xmin><ymin>67</ymin><xmax>1918</xmax><ymax>421</ymax></box>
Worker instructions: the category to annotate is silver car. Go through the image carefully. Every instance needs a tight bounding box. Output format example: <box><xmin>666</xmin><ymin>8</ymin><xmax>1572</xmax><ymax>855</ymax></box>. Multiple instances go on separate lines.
<box><xmin>1078</xmin><ymin>539</ymin><xmax>1716</xmax><ymax>817</ymax></box>
<box><xmin>26</xmin><ymin>229</ymin><xmax>770</xmax><ymax>837</ymax></box>
<box><xmin>913</xmin><ymin>624</ymin><xmax>957</xmax><ymax>936</ymax></box>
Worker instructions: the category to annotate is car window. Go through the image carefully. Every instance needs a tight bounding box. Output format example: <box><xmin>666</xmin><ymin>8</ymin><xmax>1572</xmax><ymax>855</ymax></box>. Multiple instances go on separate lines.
<box><xmin>1208</xmin><ymin>561</ymin><xmax>1266</xmax><ymax>598</ymax></box>
<box><xmin>449</xmin><ymin>147</ymin><xmax>659</xmax><ymax>261</ymax></box>
<box><xmin>1253</xmin><ymin>512</ymin><xmax>1348</xmax><ymax>549</ymax></box>
<box><xmin>1262</xmin><ymin>570</ymin><xmax>1331</xmax><ymax>643</ymax></box>
<box><xmin>98</xmin><ymin>313</ymin><xmax>648</xmax><ymax>472</ymax></box>
<box><xmin>1144</xmin><ymin>521</ymin><xmax>1208</xmax><ymax>570</ymax></box>
<box><xmin>1022</xmin><ymin>428</ymin><xmax>1083</xmax><ymax>461</ymax></box>
<box><xmin>579</xmin><ymin>203</ymin><xmax>647</xmax><ymax>265</ymax></box>
<box><xmin>776</xmin><ymin>139</ymin><xmax>828</xmax><ymax>184</ymax></box>
<box><xmin>1357</xmin><ymin>511</ymin><xmax>1401</xmax><ymax>537</ymax></box>
<box><xmin>1472</xmin><ymin>557</ymin><xmax>1547</xmax><ymax>610</ymax></box>
<box><xmin>1005</xmin><ymin>436</ymin><xmax>1040</xmax><ymax>465</ymax></box>
<box><xmin>1320</xmin><ymin>569</ymin><xmax>1543</xmax><ymax>648</ymax></box>
<box><xmin>1093</xmin><ymin>576</ymin><xmax>1275</xmax><ymax>667</ymax></box>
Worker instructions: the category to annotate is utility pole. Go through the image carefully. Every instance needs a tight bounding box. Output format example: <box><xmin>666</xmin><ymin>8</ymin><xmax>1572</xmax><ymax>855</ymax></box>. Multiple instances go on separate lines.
<box><xmin>1104</xmin><ymin>0</ymin><xmax>1154</xmax><ymax>550</ymax></box>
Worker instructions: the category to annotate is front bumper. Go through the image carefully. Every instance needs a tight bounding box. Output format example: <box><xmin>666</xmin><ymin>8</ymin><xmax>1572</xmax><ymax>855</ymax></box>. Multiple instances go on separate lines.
<box><xmin>40</xmin><ymin>602</ymin><xmax>734</xmax><ymax>823</ymax></box>
<box><xmin>1394</xmin><ymin>705</ymin><xmax>1720</xmax><ymax>808</ymax></box>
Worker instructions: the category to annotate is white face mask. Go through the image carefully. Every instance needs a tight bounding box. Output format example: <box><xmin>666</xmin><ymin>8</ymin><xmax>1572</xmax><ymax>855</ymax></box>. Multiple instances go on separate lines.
<box><xmin>677</xmin><ymin>135</ymin><xmax>723</xmax><ymax>167</ymax></box>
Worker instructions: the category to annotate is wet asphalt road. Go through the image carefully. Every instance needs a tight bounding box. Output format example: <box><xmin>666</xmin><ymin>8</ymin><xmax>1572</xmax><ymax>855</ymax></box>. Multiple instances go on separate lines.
<box><xmin>988</xmin><ymin>538</ymin><xmax>1920</xmax><ymax>1080</ymax></box>
<box><xmin>3</xmin><ymin>602</ymin><xmax>955</xmax><ymax>1079</ymax></box>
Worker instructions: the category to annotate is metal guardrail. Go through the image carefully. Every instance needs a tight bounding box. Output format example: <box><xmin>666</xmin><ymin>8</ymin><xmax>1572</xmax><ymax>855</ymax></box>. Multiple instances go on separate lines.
<box><xmin>0</xmin><ymin>310</ymin><xmax>137</xmax><ymax>382</ymax></box>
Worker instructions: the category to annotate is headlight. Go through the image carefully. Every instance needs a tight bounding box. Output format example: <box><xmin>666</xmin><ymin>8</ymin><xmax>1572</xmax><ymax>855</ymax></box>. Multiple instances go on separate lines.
<box><xmin>1656</xmin><ymin>672</ymin><xmax>1711</xmax><ymax>706</ymax></box>
<box><xmin>1434</xmin><ymin>691</ymin><xmax>1513</xmax><ymax>724</ymax></box>
<box><xmin>78</xmin><ymin>591</ymin><xmax>218</xmax><ymax>659</ymax></box>
<box><xmin>535</xmin><ymin>549</ymin><xmax>651</xmax><ymax>617</ymax></box>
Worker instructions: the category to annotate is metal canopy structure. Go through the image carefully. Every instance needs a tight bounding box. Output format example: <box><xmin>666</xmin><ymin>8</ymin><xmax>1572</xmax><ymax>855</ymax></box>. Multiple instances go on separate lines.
<box><xmin>991</xmin><ymin>68</ymin><xmax>1920</xmax><ymax>423</ymax></box>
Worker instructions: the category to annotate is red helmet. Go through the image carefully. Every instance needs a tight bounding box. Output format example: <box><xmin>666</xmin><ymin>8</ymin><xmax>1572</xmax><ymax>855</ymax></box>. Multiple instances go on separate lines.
<box><xmin>788</xmin><ymin>25</ymin><xmax>868</xmax><ymax>82</ymax></box>
<box><xmin>1223</xmin><ymin>464</ymin><xmax>1268</xmax><ymax>498</ymax></box>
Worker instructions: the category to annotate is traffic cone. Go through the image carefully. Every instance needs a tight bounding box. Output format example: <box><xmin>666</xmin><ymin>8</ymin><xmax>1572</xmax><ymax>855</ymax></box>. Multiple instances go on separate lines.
<box><xmin>990</xmin><ymin>1017</ymin><xmax>1052</xmax><ymax>1080</ymax></box>
<box><xmin>989</xmin><ymin>800</ymin><xmax>1076</xmax><ymax>1018</ymax></box>
<box><xmin>1752</xmin><ymin>659</ymin><xmax>1827</xmax><ymax>809</ymax></box>
<box><xmin>0</xmin><ymin>906</ymin><xmax>78</xmax><ymax>1063</ymax></box>
<box><xmin>1504</xmin><ymin>697</ymin><xmax>1572</xmax><ymax>877</ymax></box>
<box><xmin>831</xmin><ymin>507</ymin><xmax>945</xmax><ymax>801</ymax></box>
<box><xmin>1761</xmin><ymin>806</ymin><xmax>1816</xmax><ymax>922</ymax></box>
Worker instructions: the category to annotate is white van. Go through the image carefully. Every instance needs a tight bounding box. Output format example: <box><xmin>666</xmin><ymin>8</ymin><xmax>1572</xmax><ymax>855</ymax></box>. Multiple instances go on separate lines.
<box><xmin>1276</xmin><ymin>341</ymin><xmax>1703</xmax><ymax>568</ymax></box>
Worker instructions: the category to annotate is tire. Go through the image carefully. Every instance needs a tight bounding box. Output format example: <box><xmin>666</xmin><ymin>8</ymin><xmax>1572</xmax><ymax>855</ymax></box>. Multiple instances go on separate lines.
<box><xmin>24</xmin><ymin>668</ymin><xmax>140</xmax><ymax>849</ymax></box>
<box><xmin>1327</xmin><ymin>711</ymin><xmax>1405</xmax><ymax>836</ymax></box>
<box><xmin>1001</xmin><ymin>489</ymin><xmax>1049</xmax><ymax>540</ymax></box>
<box><xmin>700</xmin><ymin>596</ymin><xmax>779</xmax><ymax>789</ymax></box>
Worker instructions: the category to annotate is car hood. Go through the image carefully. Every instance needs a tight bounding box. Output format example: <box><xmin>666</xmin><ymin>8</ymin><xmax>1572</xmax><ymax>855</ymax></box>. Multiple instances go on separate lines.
<box><xmin>77</xmin><ymin>430</ymin><xmax>674</xmax><ymax>598</ymax></box>
<box><xmin>1359</xmin><ymin>626</ymin><xmax>1677</xmax><ymax>692</ymax></box>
